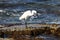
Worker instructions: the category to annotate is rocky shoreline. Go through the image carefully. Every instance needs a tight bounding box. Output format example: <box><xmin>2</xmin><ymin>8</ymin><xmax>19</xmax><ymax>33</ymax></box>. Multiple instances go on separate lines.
<box><xmin>0</xmin><ymin>24</ymin><xmax>60</xmax><ymax>40</ymax></box>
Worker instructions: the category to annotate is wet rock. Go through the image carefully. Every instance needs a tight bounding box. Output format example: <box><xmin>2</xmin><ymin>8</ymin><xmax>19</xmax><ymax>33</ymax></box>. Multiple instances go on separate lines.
<box><xmin>55</xmin><ymin>27</ymin><xmax>60</xmax><ymax>36</ymax></box>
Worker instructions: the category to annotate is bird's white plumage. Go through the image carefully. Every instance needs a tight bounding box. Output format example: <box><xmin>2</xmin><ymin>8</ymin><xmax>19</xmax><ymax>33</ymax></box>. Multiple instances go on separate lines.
<box><xmin>19</xmin><ymin>10</ymin><xmax>37</xmax><ymax>20</ymax></box>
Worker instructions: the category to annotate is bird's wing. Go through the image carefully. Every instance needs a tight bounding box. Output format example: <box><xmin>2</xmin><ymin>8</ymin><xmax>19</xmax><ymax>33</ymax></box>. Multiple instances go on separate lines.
<box><xmin>19</xmin><ymin>10</ymin><xmax>31</xmax><ymax>20</ymax></box>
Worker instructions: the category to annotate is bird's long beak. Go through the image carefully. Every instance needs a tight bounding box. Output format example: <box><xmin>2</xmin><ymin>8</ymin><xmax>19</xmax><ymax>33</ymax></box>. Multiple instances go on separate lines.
<box><xmin>38</xmin><ymin>13</ymin><xmax>41</xmax><ymax>15</ymax></box>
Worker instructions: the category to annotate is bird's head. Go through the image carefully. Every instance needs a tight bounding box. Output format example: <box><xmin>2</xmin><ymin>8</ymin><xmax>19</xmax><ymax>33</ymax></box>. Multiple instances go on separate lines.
<box><xmin>31</xmin><ymin>10</ymin><xmax>37</xmax><ymax>15</ymax></box>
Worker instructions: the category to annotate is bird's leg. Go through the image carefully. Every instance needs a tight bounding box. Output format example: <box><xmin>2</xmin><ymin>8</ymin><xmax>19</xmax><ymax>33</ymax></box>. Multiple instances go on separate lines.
<box><xmin>24</xmin><ymin>20</ymin><xmax>27</xmax><ymax>29</ymax></box>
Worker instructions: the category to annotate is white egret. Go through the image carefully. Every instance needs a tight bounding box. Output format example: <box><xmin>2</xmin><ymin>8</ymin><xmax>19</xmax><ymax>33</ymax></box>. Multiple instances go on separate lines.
<box><xmin>19</xmin><ymin>10</ymin><xmax>37</xmax><ymax>20</ymax></box>
<box><xmin>19</xmin><ymin>10</ymin><xmax>37</xmax><ymax>28</ymax></box>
